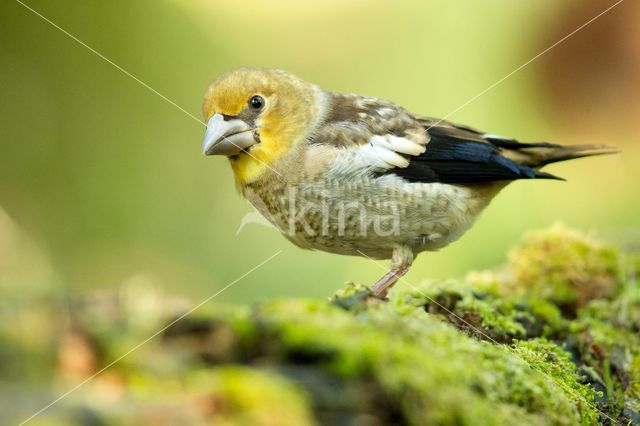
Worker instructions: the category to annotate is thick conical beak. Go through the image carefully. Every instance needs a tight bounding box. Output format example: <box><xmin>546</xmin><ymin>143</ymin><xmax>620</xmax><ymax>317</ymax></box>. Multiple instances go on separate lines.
<box><xmin>202</xmin><ymin>113</ymin><xmax>257</xmax><ymax>156</ymax></box>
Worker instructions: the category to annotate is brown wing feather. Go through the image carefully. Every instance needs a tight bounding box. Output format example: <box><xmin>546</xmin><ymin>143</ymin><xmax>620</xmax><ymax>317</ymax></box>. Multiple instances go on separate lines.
<box><xmin>310</xmin><ymin>93</ymin><xmax>427</xmax><ymax>148</ymax></box>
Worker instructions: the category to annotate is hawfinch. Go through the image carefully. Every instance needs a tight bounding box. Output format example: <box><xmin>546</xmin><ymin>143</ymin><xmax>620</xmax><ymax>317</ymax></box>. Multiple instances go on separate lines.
<box><xmin>202</xmin><ymin>68</ymin><xmax>616</xmax><ymax>297</ymax></box>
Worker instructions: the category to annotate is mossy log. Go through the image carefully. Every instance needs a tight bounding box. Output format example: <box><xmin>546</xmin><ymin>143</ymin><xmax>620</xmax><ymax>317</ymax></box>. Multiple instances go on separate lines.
<box><xmin>4</xmin><ymin>225</ymin><xmax>639</xmax><ymax>425</ymax></box>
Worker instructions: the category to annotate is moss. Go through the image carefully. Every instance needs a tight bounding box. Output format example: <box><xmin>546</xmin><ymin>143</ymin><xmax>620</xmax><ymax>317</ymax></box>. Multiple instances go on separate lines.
<box><xmin>630</xmin><ymin>356</ymin><xmax>640</xmax><ymax>401</ymax></box>
<box><xmin>6</xmin><ymin>225</ymin><xmax>639</xmax><ymax>425</ymax></box>
<box><xmin>627</xmin><ymin>361</ymin><xmax>640</xmax><ymax>424</ymax></box>
<box><xmin>392</xmin><ymin>279</ymin><xmax>567</xmax><ymax>343</ymax></box>
<box><xmin>155</xmin><ymin>289</ymin><xmax>607</xmax><ymax>425</ymax></box>
<box><xmin>186</xmin><ymin>366</ymin><xmax>317</xmax><ymax>426</ymax></box>
<box><xmin>569</xmin><ymin>277</ymin><xmax>640</xmax><ymax>424</ymax></box>
<box><xmin>503</xmin><ymin>224</ymin><xmax>621</xmax><ymax>312</ymax></box>
<box><xmin>246</xmin><ymin>298</ymin><xmax>589</xmax><ymax>425</ymax></box>
<box><xmin>512</xmin><ymin>338</ymin><xmax>601</xmax><ymax>425</ymax></box>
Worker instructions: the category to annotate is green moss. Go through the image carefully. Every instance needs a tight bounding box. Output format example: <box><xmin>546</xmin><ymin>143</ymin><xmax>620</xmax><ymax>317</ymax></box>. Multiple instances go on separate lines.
<box><xmin>627</xmin><ymin>357</ymin><xmax>640</xmax><ymax>424</ymax></box>
<box><xmin>186</xmin><ymin>366</ymin><xmax>317</xmax><ymax>426</ymax></box>
<box><xmin>504</xmin><ymin>224</ymin><xmax>621</xmax><ymax>311</ymax></box>
<box><xmin>630</xmin><ymin>356</ymin><xmax>640</xmax><ymax>401</ymax></box>
<box><xmin>391</xmin><ymin>279</ymin><xmax>567</xmax><ymax>343</ymax></box>
<box><xmin>186</xmin><ymin>292</ymin><xmax>602</xmax><ymax>425</ymax></box>
<box><xmin>6</xmin><ymin>225</ymin><xmax>639</xmax><ymax>425</ymax></box>
<box><xmin>512</xmin><ymin>338</ymin><xmax>601</xmax><ymax>425</ymax></box>
<box><xmin>569</xmin><ymin>277</ymin><xmax>640</xmax><ymax>424</ymax></box>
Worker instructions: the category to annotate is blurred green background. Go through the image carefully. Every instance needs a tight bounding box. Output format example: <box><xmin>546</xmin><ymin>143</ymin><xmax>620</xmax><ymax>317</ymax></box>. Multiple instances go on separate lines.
<box><xmin>1</xmin><ymin>0</ymin><xmax>638</xmax><ymax>306</ymax></box>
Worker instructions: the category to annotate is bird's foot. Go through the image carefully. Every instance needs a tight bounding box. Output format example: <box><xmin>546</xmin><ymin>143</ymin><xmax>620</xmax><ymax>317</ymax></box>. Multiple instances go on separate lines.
<box><xmin>331</xmin><ymin>282</ymin><xmax>385</xmax><ymax>310</ymax></box>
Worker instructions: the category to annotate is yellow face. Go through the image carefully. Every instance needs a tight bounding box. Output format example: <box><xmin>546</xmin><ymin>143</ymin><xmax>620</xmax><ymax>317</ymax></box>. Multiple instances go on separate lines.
<box><xmin>202</xmin><ymin>68</ymin><xmax>318</xmax><ymax>186</ymax></box>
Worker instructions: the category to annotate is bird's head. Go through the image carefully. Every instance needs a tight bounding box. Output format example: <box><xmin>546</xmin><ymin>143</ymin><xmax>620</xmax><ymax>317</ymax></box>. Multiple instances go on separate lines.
<box><xmin>202</xmin><ymin>68</ymin><xmax>325</xmax><ymax>185</ymax></box>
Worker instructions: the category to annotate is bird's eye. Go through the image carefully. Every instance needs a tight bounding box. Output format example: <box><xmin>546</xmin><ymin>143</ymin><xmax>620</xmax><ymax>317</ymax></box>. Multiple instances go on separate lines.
<box><xmin>248</xmin><ymin>95</ymin><xmax>265</xmax><ymax>110</ymax></box>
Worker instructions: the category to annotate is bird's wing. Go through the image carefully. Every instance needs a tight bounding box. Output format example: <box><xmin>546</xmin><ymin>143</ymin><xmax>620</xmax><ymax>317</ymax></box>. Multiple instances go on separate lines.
<box><xmin>310</xmin><ymin>93</ymin><xmax>430</xmax><ymax>170</ymax></box>
<box><xmin>392</xmin><ymin>121</ymin><xmax>562</xmax><ymax>183</ymax></box>
<box><xmin>311</xmin><ymin>94</ymin><xmax>559</xmax><ymax>183</ymax></box>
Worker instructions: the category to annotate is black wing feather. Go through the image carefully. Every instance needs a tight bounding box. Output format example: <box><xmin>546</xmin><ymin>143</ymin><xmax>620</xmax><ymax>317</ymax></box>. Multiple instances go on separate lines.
<box><xmin>383</xmin><ymin>126</ymin><xmax>562</xmax><ymax>184</ymax></box>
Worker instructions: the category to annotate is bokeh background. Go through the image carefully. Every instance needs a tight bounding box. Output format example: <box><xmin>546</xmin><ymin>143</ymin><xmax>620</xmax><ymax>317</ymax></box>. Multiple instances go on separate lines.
<box><xmin>2</xmin><ymin>1</ymin><xmax>640</xmax><ymax>423</ymax></box>
<box><xmin>1</xmin><ymin>0</ymin><xmax>638</xmax><ymax>303</ymax></box>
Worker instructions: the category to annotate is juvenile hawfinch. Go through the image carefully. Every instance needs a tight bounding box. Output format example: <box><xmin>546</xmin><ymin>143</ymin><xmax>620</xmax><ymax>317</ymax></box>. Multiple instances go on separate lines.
<box><xmin>202</xmin><ymin>68</ymin><xmax>616</xmax><ymax>297</ymax></box>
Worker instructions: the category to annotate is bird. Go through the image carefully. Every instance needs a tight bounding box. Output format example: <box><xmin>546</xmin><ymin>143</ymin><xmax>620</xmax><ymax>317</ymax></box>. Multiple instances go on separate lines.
<box><xmin>201</xmin><ymin>67</ymin><xmax>617</xmax><ymax>297</ymax></box>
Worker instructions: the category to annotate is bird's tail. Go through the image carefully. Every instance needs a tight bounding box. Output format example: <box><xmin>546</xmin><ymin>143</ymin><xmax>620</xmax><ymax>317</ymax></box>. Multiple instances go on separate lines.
<box><xmin>530</xmin><ymin>144</ymin><xmax>619</xmax><ymax>167</ymax></box>
<box><xmin>490</xmin><ymin>138</ymin><xmax>619</xmax><ymax>170</ymax></box>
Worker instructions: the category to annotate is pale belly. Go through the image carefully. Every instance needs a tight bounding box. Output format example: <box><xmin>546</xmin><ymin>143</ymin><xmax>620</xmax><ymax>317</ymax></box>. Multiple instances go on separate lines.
<box><xmin>244</xmin><ymin>174</ymin><xmax>501</xmax><ymax>260</ymax></box>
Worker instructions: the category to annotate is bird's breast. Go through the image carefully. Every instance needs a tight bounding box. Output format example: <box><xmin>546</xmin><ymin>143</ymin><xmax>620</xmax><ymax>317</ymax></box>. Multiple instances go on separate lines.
<box><xmin>243</xmin><ymin>173</ymin><xmax>500</xmax><ymax>259</ymax></box>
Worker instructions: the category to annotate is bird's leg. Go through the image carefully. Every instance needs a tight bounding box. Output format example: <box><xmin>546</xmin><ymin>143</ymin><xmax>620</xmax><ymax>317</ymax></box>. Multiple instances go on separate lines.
<box><xmin>370</xmin><ymin>264</ymin><xmax>411</xmax><ymax>298</ymax></box>
<box><xmin>370</xmin><ymin>246</ymin><xmax>414</xmax><ymax>298</ymax></box>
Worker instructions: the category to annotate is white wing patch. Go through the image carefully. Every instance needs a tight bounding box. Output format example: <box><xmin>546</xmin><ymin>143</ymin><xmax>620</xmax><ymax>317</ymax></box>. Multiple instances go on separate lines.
<box><xmin>482</xmin><ymin>133</ymin><xmax>511</xmax><ymax>141</ymax></box>
<box><xmin>357</xmin><ymin>134</ymin><xmax>427</xmax><ymax>170</ymax></box>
